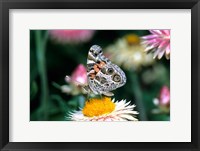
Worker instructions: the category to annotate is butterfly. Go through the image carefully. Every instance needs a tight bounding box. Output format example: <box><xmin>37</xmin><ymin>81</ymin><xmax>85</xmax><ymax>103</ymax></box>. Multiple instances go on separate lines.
<box><xmin>66</xmin><ymin>45</ymin><xmax>126</xmax><ymax>96</ymax></box>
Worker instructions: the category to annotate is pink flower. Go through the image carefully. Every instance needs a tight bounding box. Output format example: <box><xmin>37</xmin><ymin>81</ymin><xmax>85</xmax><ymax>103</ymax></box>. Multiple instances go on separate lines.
<box><xmin>141</xmin><ymin>30</ymin><xmax>170</xmax><ymax>59</ymax></box>
<box><xmin>61</xmin><ymin>64</ymin><xmax>87</xmax><ymax>96</ymax></box>
<box><xmin>49</xmin><ymin>30</ymin><xmax>95</xmax><ymax>44</ymax></box>
<box><xmin>70</xmin><ymin>64</ymin><xmax>87</xmax><ymax>84</ymax></box>
<box><xmin>158</xmin><ymin>86</ymin><xmax>170</xmax><ymax>106</ymax></box>
<box><xmin>152</xmin><ymin>86</ymin><xmax>170</xmax><ymax>114</ymax></box>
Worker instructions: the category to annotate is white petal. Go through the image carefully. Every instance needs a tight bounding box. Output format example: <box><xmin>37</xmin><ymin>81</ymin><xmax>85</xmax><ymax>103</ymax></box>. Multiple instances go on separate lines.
<box><xmin>119</xmin><ymin>114</ymin><xmax>138</xmax><ymax>121</ymax></box>
<box><xmin>115</xmin><ymin>110</ymin><xmax>138</xmax><ymax>115</ymax></box>
<box><xmin>144</xmin><ymin>45</ymin><xmax>155</xmax><ymax>52</ymax></box>
<box><xmin>158</xmin><ymin>49</ymin><xmax>166</xmax><ymax>59</ymax></box>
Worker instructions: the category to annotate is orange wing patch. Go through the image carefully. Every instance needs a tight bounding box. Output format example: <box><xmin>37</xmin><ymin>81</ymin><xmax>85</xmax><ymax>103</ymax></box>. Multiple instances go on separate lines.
<box><xmin>89</xmin><ymin>61</ymin><xmax>106</xmax><ymax>80</ymax></box>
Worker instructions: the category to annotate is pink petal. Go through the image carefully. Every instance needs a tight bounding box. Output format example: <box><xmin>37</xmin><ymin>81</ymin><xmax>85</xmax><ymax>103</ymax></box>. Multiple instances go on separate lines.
<box><xmin>144</xmin><ymin>45</ymin><xmax>155</xmax><ymax>52</ymax></box>
<box><xmin>149</xmin><ymin>30</ymin><xmax>162</xmax><ymax>35</ymax></box>
<box><xmin>141</xmin><ymin>34</ymin><xmax>159</xmax><ymax>40</ymax></box>
<box><xmin>158</xmin><ymin>40</ymin><xmax>168</xmax><ymax>49</ymax></box>
<box><xmin>49</xmin><ymin>30</ymin><xmax>95</xmax><ymax>43</ymax></box>
<box><xmin>163</xmin><ymin>30</ymin><xmax>170</xmax><ymax>36</ymax></box>
<box><xmin>153</xmin><ymin>48</ymin><xmax>161</xmax><ymax>59</ymax></box>
<box><xmin>166</xmin><ymin>45</ymin><xmax>170</xmax><ymax>54</ymax></box>
<box><xmin>159</xmin><ymin>86</ymin><xmax>170</xmax><ymax>105</ymax></box>
<box><xmin>71</xmin><ymin>64</ymin><xmax>87</xmax><ymax>84</ymax></box>
<box><xmin>158</xmin><ymin>49</ymin><xmax>166</xmax><ymax>59</ymax></box>
<box><xmin>142</xmin><ymin>38</ymin><xmax>160</xmax><ymax>45</ymax></box>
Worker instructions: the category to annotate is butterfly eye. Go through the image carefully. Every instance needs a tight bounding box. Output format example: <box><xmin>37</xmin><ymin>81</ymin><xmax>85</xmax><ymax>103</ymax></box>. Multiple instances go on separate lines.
<box><xmin>107</xmin><ymin>68</ymin><xmax>114</xmax><ymax>75</ymax></box>
<box><xmin>100</xmin><ymin>77</ymin><xmax>107</xmax><ymax>84</ymax></box>
<box><xmin>105</xmin><ymin>83</ymin><xmax>109</xmax><ymax>87</ymax></box>
<box><xmin>113</xmin><ymin>74</ymin><xmax>121</xmax><ymax>82</ymax></box>
<box><xmin>95</xmin><ymin>76</ymin><xmax>100</xmax><ymax>81</ymax></box>
<box><xmin>101</xmin><ymin>68</ymin><xmax>107</xmax><ymax>74</ymax></box>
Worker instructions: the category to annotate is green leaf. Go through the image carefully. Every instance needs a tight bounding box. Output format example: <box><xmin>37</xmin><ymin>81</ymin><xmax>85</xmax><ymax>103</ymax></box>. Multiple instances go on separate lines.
<box><xmin>150</xmin><ymin>114</ymin><xmax>170</xmax><ymax>121</ymax></box>
<box><xmin>51</xmin><ymin>94</ymin><xmax>69</xmax><ymax>113</ymax></box>
<box><xmin>68</xmin><ymin>96</ymin><xmax>82</xmax><ymax>109</ymax></box>
<box><xmin>30</xmin><ymin>81</ymin><xmax>38</xmax><ymax>100</ymax></box>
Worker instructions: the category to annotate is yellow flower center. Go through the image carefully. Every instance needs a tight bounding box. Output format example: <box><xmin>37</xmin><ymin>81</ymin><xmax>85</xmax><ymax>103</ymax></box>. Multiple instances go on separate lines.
<box><xmin>82</xmin><ymin>97</ymin><xmax>115</xmax><ymax>117</ymax></box>
<box><xmin>125</xmin><ymin>34</ymin><xmax>140</xmax><ymax>45</ymax></box>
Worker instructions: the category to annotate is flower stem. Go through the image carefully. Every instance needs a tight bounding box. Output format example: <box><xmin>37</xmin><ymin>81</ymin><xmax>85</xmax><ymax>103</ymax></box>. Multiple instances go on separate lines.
<box><xmin>128</xmin><ymin>72</ymin><xmax>147</xmax><ymax>121</ymax></box>
<box><xmin>35</xmin><ymin>30</ymin><xmax>49</xmax><ymax>120</ymax></box>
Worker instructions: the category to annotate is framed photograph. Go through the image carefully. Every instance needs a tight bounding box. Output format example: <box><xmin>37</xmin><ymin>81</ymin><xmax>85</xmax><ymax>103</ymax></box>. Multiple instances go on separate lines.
<box><xmin>0</xmin><ymin>0</ymin><xmax>199</xmax><ymax>151</ymax></box>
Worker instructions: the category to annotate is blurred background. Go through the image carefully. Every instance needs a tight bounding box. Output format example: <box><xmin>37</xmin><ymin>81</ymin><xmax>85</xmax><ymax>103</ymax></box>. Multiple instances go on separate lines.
<box><xmin>30</xmin><ymin>30</ymin><xmax>170</xmax><ymax>121</ymax></box>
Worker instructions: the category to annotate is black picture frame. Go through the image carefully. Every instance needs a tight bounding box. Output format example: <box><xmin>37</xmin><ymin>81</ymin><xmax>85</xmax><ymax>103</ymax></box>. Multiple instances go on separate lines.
<box><xmin>0</xmin><ymin>0</ymin><xmax>199</xmax><ymax>151</ymax></box>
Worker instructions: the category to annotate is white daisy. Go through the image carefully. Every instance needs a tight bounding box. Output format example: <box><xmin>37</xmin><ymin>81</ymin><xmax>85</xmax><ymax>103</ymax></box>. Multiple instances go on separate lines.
<box><xmin>105</xmin><ymin>34</ymin><xmax>154</xmax><ymax>71</ymax></box>
<box><xmin>67</xmin><ymin>97</ymin><xmax>139</xmax><ymax>121</ymax></box>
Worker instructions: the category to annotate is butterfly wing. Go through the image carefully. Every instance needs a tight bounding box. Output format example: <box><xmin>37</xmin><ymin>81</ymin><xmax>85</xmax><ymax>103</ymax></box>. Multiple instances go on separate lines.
<box><xmin>87</xmin><ymin>45</ymin><xmax>126</xmax><ymax>95</ymax></box>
